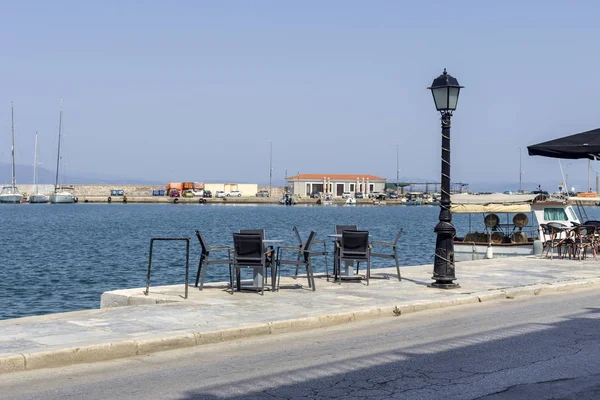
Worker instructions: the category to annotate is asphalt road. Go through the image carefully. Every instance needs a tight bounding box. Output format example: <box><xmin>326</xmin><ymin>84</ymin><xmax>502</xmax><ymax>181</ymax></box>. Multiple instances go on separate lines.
<box><xmin>2</xmin><ymin>288</ymin><xmax>600</xmax><ymax>400</ymax></box>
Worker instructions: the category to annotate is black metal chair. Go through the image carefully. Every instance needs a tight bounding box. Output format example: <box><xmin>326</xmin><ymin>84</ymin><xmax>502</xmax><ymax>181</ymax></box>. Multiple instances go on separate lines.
<box><xmin>292</xmin><ymin>226</ymin><xmax>329</xmax><ymax>280</ymax></box>
<box><xmin>572</xmin><ymin>225</ymin><xmax>598</xmax><ymax>260</ymax></box>
<box><xmin>232</xmin><ymin>233</ymin><xmax>275</xmax><ymax>295</ymax></box>
<box><xmin>276</xmin><ymin>231</ymin><xmax>317</xmax><ymax>291</ymax></box>
<box><xmin>333</xmin><ymin>225</ymin><xmax>357</xmax><ymax>279</ymax></box>
<box><xmin>194</xmin><ymin>230</ymin><xmax>233</xmax><ymax>290</ymax></box>
<box><xmin>240</xmin><ymin>229</ymin><xmax>275</xmax><ymax>282</ymax></box>
<box><xmin>370</xmin><ymin>229</ymin><xmax>403</xmax><ymax>281</ymax></box>
<box><xmin>335</xmin><ymin>230</ymin><xmax>371</xmax><ymax>285</ymax></box>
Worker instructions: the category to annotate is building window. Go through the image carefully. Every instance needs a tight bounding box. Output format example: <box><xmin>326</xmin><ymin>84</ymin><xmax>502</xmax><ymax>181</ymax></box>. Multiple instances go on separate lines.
<box><xmin>369</xmin><ymin>184</ymin><xmax>374</xmax><ymax>193</ymax></box>
<box><xmin>306</xmin><ymin>183</ymin><xmax>310</xmax><ymax>196</ymax></box>
<box><xmin>350</xmin><ymin>183</ymin><xmax>355</xmax><ymax>192</ymax></box>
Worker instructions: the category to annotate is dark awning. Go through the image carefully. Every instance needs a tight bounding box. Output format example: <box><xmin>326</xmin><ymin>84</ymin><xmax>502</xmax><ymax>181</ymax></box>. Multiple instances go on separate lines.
<box><xmin>527</xmin><ymin>128</ymin><xmax>600</xmax><ymax>160</ymax></box>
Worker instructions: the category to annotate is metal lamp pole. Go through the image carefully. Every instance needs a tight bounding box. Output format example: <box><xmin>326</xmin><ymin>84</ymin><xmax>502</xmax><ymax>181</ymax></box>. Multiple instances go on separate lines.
<box><xmin>427</xmin><ymin>69</ymin><xmax>463</xmax><ymax>289</ymax></box>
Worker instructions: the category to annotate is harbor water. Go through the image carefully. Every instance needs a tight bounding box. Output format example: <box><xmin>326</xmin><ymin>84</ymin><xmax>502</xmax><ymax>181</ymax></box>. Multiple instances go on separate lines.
<box><xmin>2</xmin><ymin>203</ymin><xmax>600</xmax><ymax>320</ymax></box>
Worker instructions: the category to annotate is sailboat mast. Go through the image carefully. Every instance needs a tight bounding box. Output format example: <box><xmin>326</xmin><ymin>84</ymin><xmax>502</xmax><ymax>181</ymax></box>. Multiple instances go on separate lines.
<box><xmin>54</xmin><ymin>99</ymin><xmax>63</xmax><ymax>193</ymax></box>
<box><xmin>11</xmin><ymin>102</ymin><xmax>16</xmax><ymax>189</ymax></box>
<box><xmin>34</xmin><ymin>131</ymin><xmax>39</xmax><ymax>194</ymax></box>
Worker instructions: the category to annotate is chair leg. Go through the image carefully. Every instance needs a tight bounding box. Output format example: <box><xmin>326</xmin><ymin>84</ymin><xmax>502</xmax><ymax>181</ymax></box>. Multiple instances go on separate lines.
<box><xmin>276</xmin><ymin>261</ymin><xmax>281</xmax><ymax>291</ymax></box>
<box><xmin>356</xmin><ymin>262</ymin><xmax>360</xmax><ymax>274</ymax></box>
<box><xmin>229</xmin><ymin>263</ymin><xmax>234</xmax><ymax>291</ymax></box>
<box><xmin>394</xmin><ymin>248</ymin><xmax>401</xmax><ymax>281</ymax></box>
<box><xmin>200</xmin><ymin>259</ymin><xmax>208</xmax><ymax>290</ymax></box>
<box><xmin>307</xmin><ymin>261</ymin><xmax>316</xmax><ymax>291</ymax></box>
<box><xmin>195</xmin><ymin>255</ymin><xmax>205</xmax><ymax>287</ymax></box>
<box><xmin>366</xmin><ymin>258</ymin><xmax>370</xmax><ymax>286</ymax></box>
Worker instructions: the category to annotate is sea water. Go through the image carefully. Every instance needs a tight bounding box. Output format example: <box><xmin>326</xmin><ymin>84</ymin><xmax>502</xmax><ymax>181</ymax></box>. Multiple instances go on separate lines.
<box><xmin>1</xmin><ymin>203</ymin><xmax>599</xmax><ymax>320</ymax></box>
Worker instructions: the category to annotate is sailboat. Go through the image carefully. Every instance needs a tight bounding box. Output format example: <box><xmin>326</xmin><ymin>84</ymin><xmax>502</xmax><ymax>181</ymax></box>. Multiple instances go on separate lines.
<box><xmin>29</xmin><ymin>131</ymin><xmax>48</xmax><ymax>203</ymax></box>
<box><xmin>0</xmin><ymin>102</ymin><xmax>23</xmax><ymax>203</ymax></box>
<box><xmin>49</xmin><ymin>100</ymin><xmax>75</xmax><ymax>204</ymax></box>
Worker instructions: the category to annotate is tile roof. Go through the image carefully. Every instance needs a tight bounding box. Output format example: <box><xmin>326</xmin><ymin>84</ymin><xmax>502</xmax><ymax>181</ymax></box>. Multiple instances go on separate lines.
<box><xmin>286</xmin><ymin>174</ymin><xmax>387</xmax><ymax>181</ymax></box>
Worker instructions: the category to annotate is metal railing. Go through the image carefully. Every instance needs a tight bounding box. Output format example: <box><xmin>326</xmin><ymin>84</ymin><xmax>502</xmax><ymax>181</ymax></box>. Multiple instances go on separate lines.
<box><xmin>144</xmin><ymin>237</ymin><xmax>191</xmax><ymax>299</ymax></box>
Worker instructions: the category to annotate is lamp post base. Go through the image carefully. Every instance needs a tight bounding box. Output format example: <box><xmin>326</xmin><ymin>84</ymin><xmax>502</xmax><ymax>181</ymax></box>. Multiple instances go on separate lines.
<box><xmin>428</xmin><ymin>281</ymin><xmax>460</xmax><ymax>289</ymax></box>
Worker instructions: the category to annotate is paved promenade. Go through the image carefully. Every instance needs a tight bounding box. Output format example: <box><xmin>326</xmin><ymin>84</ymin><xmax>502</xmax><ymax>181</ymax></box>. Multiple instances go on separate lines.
<box><xmin>1</xmin><ymin>256</ymin><xmax>600</xmax><ymax>375</ymax></box>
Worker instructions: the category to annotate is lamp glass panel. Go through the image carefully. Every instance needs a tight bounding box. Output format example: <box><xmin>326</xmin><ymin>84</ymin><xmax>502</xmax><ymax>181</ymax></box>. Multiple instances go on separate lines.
<box><xmin>431</xmin><ymin>87</ymin><xmax>448</xmax><ymax>111</ymax></box>
<box><xmin>448</xmin><ymin>87</ymin><xmax>460</xmax><ymax>110</ymax></box>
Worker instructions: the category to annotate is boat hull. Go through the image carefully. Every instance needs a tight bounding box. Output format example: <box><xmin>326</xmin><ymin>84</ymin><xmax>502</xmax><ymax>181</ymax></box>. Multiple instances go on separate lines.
<box><xmin>49</xmin><ymin>192</ymin><xmax>75</xmax><ymax>204</ymax></box>
<box><xmin>29</xmin><ymin>194</ymin><xmax>49</xmax><ymax>204</ymax></box>
<box><xmin>454</xmin><ymin>241</ymin><xmax>533</xmax><ymax>262</ymax></box>
<box><xmin>0</xmin><ymin>194</ymin><xmax>23</xmax><ymax>203</ymax></box>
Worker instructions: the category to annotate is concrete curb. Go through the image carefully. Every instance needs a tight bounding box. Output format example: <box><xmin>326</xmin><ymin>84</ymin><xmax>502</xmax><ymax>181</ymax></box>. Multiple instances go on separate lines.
<box><xmin>2</xmin><ymin>276</ymin><xmax>600</xmax><ymax>375</ymax></box>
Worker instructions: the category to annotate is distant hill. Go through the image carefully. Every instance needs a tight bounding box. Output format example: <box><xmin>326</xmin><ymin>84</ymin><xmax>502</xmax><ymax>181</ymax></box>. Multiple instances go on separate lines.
<box><xmin>0</xmin><ymin>163</ymin><xmax>163</xmax><ymax>185</ymax></box>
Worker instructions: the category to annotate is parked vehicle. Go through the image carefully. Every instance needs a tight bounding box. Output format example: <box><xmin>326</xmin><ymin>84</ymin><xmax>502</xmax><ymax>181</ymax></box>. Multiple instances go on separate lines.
<box><xmin>203</xmin><ymin>190</ymin><xmax>212</xmax><ymax>198</ymax></box>
<box><xmin>167</xmin><ymin>182</ymin><xmax>183</xmax><ymax>197</ymax></box>
<box><xmin>256</xmin><ymin>190</ymin><xmax>270</xmax><ymax>197</ymax></box>
<box><xmin>388</xmin><ymin>192</ymin><xmax>399</xmax><ymax>199</ymax></box>
<box><xmin>355</xmin><ymin>192</ymin><xmax>364</xmax><ymax>199</ymax></box>
<box><xmin>228</xmin><ymin>190</ymin><xmax>242</xmax><ymax>197</ymax></box>
<box><xmin>183</xmin><ymin>190</ymin><xmax>194</xmax><ymax>198</ymax></box>
<box><xmin>215</xmin><ymin>190</ymin><xmax>226</xmax><ymax>198</ymax></box>
<box><xmin>342</xmin><ymin>191</ymin><xmax>352</xmax><ymax>198</ymax></box>
<box><xmin>169</xmin><ymin>189</ymin><xmax>181</xmax><ymax>197</ymax></box>
<box><xmin>310</xmin><ymin>191</ymin><xmax>322</xmax><ymax>198</ymax></box>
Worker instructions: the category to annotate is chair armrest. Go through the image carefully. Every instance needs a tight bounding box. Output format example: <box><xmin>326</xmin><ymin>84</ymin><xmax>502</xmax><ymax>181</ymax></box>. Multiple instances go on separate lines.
<box><xmin>371</xmin><ymin>241</ymin><xmax>395</xmax><ymax>247</ymax></box>
<box><xmin>206</xmin><ymin>246</ymin><xmax>232</xmax><ymax>251</ymax></box>
<box><xmin>277</xmin><ymin>245</ymin><xmax>302</xmax><ymax>251</ymax></box>
<box><xmin>313</xmin><ymin>239</ymin><xmax>325</xmax><ymax>244</ymax></box>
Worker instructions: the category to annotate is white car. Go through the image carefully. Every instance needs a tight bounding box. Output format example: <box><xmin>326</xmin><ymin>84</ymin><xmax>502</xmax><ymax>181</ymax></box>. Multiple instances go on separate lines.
<box><xmin>227</xmin><ymin>190</ymin><xmax>242</xmax><ymax>197</ymax></box>
<box><xmin>215</xmin><ymin>191</ymin><xmax>226</xmax><ymax>198</ymax></box>
<box><xmin>342</xmin><ymin>191</ymin><xmax>352</xmax><ymax>198</ymax></box>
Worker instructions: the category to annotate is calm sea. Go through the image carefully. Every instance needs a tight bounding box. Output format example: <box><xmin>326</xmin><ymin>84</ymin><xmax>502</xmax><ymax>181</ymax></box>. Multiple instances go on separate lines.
<box><xmin>2</xmin><ymin>203</ymin><xmax>599</xmax><ymax>320</ymax></box>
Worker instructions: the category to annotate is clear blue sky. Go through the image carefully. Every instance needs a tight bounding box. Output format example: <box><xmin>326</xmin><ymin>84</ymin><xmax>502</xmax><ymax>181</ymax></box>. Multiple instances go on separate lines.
<box><xmin>1</xmin><ymin>0</ymin><xmax>600</xmax><ymax>189</ymax></box>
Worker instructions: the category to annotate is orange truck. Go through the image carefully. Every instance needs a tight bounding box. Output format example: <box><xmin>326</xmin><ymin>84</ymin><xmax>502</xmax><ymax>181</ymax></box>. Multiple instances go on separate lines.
<box><xmin>167</xmin><ymin>182</ymin><xmax>183</xmax><ymax>197</ymax></box>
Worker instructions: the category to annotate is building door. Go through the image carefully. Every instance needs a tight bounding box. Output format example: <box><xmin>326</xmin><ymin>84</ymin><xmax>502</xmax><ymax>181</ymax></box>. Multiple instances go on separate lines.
<box><xmin>337</xmin><ymin>184</ymin><xmax>344</xmax><ymax>196</ymax></box>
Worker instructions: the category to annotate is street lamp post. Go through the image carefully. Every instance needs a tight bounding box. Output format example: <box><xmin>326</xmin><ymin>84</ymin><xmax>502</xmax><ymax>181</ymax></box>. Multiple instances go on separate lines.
<box><xmin>427</xmin><ymin>69</ymin><xmax>463</xmax><ymax>289</ymax></box>
<box><xmin>566</xmin><ymin>162</ymin><xmax>572</xmax><ymax>195</ymax></box>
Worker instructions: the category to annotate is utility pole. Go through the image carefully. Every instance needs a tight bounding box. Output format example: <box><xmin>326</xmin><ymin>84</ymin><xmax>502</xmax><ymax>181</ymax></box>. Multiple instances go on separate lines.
<box><xmin>395</xmin><ymin>142</ymin><xmax>399</xmax><ymax>194</ymax></box>
<box><xmin>269</xmin><ymin>140</ymin><xmax>272</xmax><ymax>198</ymax></box>
<box><xmin>517</xmin><ymin>146</ymin><xmax>522</xmax><ymax>193</ymax></box>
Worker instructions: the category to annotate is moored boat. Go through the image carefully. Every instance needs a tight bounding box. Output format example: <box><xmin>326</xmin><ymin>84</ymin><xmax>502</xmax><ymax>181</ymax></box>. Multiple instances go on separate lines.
<box><xmin>50</xmin><ymin>100</ymin><xmax>75</xmax><ymax>204</ymax></box>
<box><xmin>452</xmin><ymin>193</ymin><xmax>581</xmax><ymax>262</ymax></box>
<box><xmin>0</xmin><ymin>102</ymin><xmax>23</xmax><ymax>204</ymax></box>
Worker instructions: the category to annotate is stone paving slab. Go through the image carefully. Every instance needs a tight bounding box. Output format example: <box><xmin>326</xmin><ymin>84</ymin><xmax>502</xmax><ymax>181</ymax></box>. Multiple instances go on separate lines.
<box><xmin>1</xmin><ymin>256</ymin><xmax>600</xmax><ymax>374</ymax></box>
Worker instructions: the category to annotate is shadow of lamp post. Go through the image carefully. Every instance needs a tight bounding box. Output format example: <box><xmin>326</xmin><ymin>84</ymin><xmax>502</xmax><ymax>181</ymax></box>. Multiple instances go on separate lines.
<box><xmin>427</xmin><ymin>69</ymin><xmax>463</xmax><ymax>289</ymax></box>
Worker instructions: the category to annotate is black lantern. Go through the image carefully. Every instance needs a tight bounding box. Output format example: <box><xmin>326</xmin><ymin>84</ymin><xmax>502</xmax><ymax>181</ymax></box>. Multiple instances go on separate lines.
<box><xmin>428</xmin><ymin>68</ymin><xmax>463</xmax><ymax>112</ymax></box>
<box><xmin>428</xmin><ymin>69</ymin><xmax>462</xmax><ymax>289</ymax></box>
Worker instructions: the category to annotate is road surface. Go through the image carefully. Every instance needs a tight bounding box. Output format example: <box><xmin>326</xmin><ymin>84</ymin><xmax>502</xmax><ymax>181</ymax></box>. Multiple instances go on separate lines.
<box><xmin>2</xmin><ymin>288</ymin><xmax>600</xmax><ymax>399</ymax></box>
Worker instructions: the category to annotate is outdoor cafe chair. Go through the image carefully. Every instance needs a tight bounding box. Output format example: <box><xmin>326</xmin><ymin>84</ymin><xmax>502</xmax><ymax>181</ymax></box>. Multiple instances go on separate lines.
<box><xmin>540</xmin><ymin>223</ymin><xmax>571</xmax><ymax>260</ymax></box>
<box><xmin>370</xmin><ymin>228</ymin><xmax>403</xmax><ymax>281</ymax></box>
<box><xmin>276</xmin><ymin>231</ymin><xmax>317</xmax><ymax>291</ymax></box>
<box><xmin>333</xmin><ymin>225</ymin><xmax>357</xmax><ymax>276</ymax></box>
<box><xmin>240</xmin><ymin>229</ymin><xmax>275</xmax><ymax>282</ymax></box>
<box><xmin>572</xmin><ymin>225</ymin><xmax>598</xmax><ymax>261</ymax></box>
<box><xmin>335</xmin><ymin>230</ymin><xmax>371</xmax><ymax>286</ymax></box>
<box><xmin>194</xmin><ymin>230</ymin><xmax>233</xmax><ymax>290</ymax></box>
<box><xmin>293</xmin><ymin>226</ymin><xmax>328</xmax><ymax>280</ymax></box>
<box><xmin>232</xmin><ymin>233</ymin><xmax>275</xmax><ymax>295</ymax></box>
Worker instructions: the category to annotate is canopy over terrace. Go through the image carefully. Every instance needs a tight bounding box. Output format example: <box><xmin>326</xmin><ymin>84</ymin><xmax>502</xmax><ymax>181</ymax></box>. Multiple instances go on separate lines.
<box><xmin>527</xmin><ymin>128</ymin><xmax>600</xmax><ymax>160</ymax></box>
<box><xmin>450</xmin><ymin>193</ymin><xmax>538</xmax><ymax>213</ymax></box>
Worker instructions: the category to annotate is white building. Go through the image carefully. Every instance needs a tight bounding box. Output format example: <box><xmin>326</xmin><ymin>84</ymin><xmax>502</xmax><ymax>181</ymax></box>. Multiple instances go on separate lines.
<box><xmin>286</xmin><ymin>174</ymin><xmax>387</xmax><ymax>197</ymax></box>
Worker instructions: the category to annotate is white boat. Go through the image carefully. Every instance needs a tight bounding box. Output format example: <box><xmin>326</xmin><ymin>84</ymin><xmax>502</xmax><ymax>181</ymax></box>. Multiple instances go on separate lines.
<box><xmin>345</xmin><ymin>197</ymin><xmax>356</xmax><ymax>205</ymax></box>
<box><xmin>49</xmin><ymin>100</ymin><xmax>75</xmax><ymax>204</ymax></box>
<box><xmin>452</xmin><ymin>193</ymin><xmax>581</xmax><ymax>262</ymax></box>
<box><xmin>28</xmin><ymin>131</ymin><xmax>48</xmax><ymax>204</ymax></box>
<box><xmin>0</xmin><ymin>102</ymin><xmax>23</xmax><ymax>204</ymax></box>
<box><xmin>278</xmin><ymin>194</ymin><xmax>297</xmax><ymax>205</ymax></box>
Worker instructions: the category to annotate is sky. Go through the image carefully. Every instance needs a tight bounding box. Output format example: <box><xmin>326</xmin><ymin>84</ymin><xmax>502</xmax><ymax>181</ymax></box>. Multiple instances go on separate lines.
<box><xmin>1</xmin><ymin>0</ymin><xmax>600</xmax><ymax>191</ymax></box>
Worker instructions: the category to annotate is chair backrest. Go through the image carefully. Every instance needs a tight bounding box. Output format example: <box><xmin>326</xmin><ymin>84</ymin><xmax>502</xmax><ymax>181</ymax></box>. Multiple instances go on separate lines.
<box><xmin>303</xmin><ymin>231</ymin><xmax>317</xmax><ymax>262</ymax></box>
<box><xmin>195</xmin><ymin>230</ymin><xmax>208</xmax><ymax>254</ymax></box>
<box><xmin>240</xmin><ymin>229</ymin><xmax>265</xmax><ymax>239</ymax></box>
<box><xmin>335</xmin><ymin>225</ymin><xmax>358</xmax><ymax>235</ymax></box>
<box><xmin>233</xmin><ymin>233</ymin><xmax>264</xmax><ymax>265</ymax></box>
<box><xmin>341</xmin><ymin>231</ymin><xmax>369</xmax><ymax>256</ymax></box>
<box><xmin>584</xmin><ymin>220</ymin><xmax>600</xmax><ymax>229</ymax></box>
<box><xmin>576</xmin><ymin>224</ymin><xmax>596</xmax><ymax>239</ymax></box>
<box><xmin>292</xmin><ymin>226</ymin><xmax>302</xmax><ymax>246</ymax></box>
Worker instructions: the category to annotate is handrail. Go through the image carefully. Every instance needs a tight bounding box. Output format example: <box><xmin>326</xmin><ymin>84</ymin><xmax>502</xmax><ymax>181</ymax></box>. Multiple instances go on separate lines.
<box><xmin>145</xmin><ymin>237</ymin><xmax>191</xmax><ymax>299</ymax></box>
